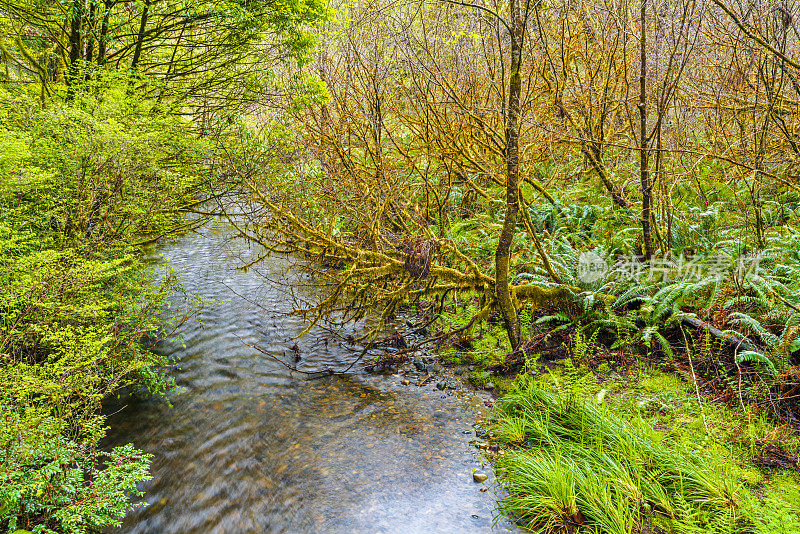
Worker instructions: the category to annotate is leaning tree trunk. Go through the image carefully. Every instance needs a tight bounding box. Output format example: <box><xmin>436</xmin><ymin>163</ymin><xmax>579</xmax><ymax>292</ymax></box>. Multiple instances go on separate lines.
<box><xmin>495</xmin><ymin>0</ymin><xmax>524</xmax><ymax>350</ymax></box>
<box><xmin>130</xmin><ymin>0</ymin><xmax>150</xmax><ymax>72</ymax></box>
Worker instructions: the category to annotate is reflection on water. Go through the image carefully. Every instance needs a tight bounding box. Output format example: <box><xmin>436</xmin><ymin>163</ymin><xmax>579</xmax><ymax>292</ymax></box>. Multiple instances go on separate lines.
<box><xmin>105</xmin><ymin>219</ymin><xmax>514</xmax><ymax>533</ymax></box>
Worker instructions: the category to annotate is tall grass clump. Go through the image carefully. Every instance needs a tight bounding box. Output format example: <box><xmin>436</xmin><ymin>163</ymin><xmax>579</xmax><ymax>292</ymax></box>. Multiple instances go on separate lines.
<box><xmin>492</xmin><ymin>384</ymin><xmax>744</xmax><ymax>533</ymax></box>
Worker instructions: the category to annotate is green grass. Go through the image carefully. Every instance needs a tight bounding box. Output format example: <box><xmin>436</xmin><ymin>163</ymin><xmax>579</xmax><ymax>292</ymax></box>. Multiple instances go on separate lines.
<box><xmin>491</xmin><ymin>382</ymin><xmax>800</xmax><ymax>533</ymax></box>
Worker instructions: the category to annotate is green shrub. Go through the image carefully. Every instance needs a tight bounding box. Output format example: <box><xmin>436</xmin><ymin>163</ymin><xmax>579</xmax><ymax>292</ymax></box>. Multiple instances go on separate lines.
<box><xmin>0</xmin><ymin>87</ymin><xmax>199</xmax><ymax>532</ymax></box>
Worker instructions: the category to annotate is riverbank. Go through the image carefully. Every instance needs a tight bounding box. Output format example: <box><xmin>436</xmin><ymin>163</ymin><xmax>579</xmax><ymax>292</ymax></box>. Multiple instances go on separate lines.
<box><xmin>356</xmin><ymin>310</ymin><xmax>800</xmax><ymax>533</ymax></box>
<box><xmin>0</xmin><ymin>89</ymin><xmax>202</xmax><ymax>533</ymax></box>
<box><xmin>395</xmin><ymin>326</ymin><xmax>800</xmax><ymax>533</ymax></box>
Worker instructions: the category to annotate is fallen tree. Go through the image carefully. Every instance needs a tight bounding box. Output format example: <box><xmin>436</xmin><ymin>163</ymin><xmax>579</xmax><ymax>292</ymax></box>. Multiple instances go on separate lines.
<box><xmin>220</xmin><ymin>160</ymin><xmax>579</xmax><ymax>345</ymax></box>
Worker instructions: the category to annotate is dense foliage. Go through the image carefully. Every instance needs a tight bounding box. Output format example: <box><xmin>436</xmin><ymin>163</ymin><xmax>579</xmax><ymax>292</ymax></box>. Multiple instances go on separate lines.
<box><xmin>219</xmin><ymin>0</ymin><xmax>800</xmax><ymax>408</ymax></box>
<box><xmin>0</xmin><ymin>0</ymin><xmax>327</xmax><ymax>523</ymax></box>
<box><xmin>0</xmin><ymin>85</ymin><xmax>203</xmax><ymax>532</ymax></box>
<box><xmin>5</xmin><ymin>0</ymin><xmax>800</xmax><ymax>528</ymax></box>
<box><xmin>207</xmin><ymin>0</ymin><xmax>800</xmax><ymax>530</ymax></box>
<box><xmin>0</xmin><ymin>0</ymin><xmax>329</xmax><ymax>111</ymax></box>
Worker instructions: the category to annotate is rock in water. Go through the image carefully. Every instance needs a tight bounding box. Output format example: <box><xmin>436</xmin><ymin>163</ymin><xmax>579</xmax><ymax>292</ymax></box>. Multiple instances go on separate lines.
<box><xmin>473</xmin><ymin>472</ymin><xmax>488</xmax><ymax>483</ymax></box>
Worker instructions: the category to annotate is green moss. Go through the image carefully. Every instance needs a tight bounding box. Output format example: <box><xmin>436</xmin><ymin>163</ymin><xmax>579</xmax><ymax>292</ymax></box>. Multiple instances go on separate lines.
<box><xmin>469</xmin><ymin>370</ymin><xmax>491</xmax><ymax>388</ymax></box>
<box><xmin>437</xmin><ymin>302</ymin><xmax>511</xmax><ymax>374</ymax></box>
<box><xmin>639</xmin><ymin>371</ymin><xmax>685</xmax><ymax>397</ymax></box>
<box><xmin>493</xmin><ymin>376</ymin><xmax>515</xmax><ymax>394</ymax></box>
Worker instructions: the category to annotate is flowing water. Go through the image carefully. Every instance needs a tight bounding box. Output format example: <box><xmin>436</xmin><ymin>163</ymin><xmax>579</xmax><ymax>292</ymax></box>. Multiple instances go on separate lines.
<box><xmin>105</xmin><ymin>219</ymin><xmax>515</xmax><ymax>533</ymax></box>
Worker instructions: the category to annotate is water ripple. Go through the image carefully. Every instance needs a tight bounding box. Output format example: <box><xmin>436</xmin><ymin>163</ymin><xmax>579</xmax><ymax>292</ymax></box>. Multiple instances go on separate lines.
<box><xmin>104</xmin><ymin>219</ymin><xmax>514</xmax><ymax>533</ymax></box>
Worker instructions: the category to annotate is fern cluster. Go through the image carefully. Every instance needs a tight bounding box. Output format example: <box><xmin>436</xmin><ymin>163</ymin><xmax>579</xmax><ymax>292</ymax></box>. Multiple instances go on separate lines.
<box><xmin>518</xmin><ymin>200</ymin><xmax>800</xmax><ymax>382</ymax></box>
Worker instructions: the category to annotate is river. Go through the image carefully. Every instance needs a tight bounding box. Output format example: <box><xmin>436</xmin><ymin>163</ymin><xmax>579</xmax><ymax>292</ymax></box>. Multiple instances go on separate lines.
<box><xmin>104</xmin><ymin>218</ymin><xmax>515</xmax><ymax>533</ymax></box>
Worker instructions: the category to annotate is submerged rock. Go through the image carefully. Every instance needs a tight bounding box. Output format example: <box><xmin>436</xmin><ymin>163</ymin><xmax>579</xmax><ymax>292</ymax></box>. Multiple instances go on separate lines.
<box><xmin>473</xmin><ymin>472</ymin><xmax>488</xmax><ymax>483</ymax></box>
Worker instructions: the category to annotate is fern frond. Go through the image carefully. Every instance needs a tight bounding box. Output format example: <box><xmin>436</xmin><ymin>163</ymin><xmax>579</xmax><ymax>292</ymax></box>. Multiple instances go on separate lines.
<box><xmin>653</xmin><ymin>332</ymin><xmax>675</xmax><ymax>359</ymax></box>
<box><xmin>736</xmin><ymin>350</ymin><xmax>777</xmax><ymax>377</ymax></box>
<box><xmin>536</xmin><ymin>312</ymin><xmax>571</xmax><ymax>325</ymax></box>
<box><xmin>727</xmin><ymin>312</ymin><xmax>779</xmax><ymax>349</ymax></box>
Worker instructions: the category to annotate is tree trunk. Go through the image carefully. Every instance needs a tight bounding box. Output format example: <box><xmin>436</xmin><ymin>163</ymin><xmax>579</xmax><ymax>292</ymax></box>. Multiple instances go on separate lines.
<box><xmin>84</xmin><ymin>0</ymin><xmax>97</xmax><ymax>79</ymax></box>
<box><xmin>97</xmin><ymin>0</ymin><xmax>112</xmax><ymax>66</ymax></box>
<box><xmin>66</xmin><ymin>0</ymin><xmax>83</xmax><ymax>99</ymax></box>
<box><xmin>585</xmin><ymin>143</ymin><xmax>630</xmax><ymax>209</ymax></box>
<box><xmin>130</xmin><ymin>0</ymin><xmax>151</xmax><ymax>72</ymax></box>
<box><xmin>639</xmin><ymin>0</ymin><xmax>653</xmax><ymax>260</ymax></box>
<box><xmin>496</xmin><ymin>0</ymin><xmax>524</xmax><ymax>350</ymax></box>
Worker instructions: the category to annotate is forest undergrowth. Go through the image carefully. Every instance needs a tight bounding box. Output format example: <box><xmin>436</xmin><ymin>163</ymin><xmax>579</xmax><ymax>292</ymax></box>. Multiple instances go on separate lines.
<box><xmin>6</xmin><ymin>0</ymin><xmax>800</xmax><ymax>529</ymax></box>
<box><xmin>0</xmin><ymin>0</ymin><xmax>324</xmax><ymax>525</ymax></box>
<box><xmin>420</xmin><ymin>184</ymin><xmax>800</xmax><ymax>533</ymax></box>
<box><xmin>212</xmin><ymin>0</ymin><xmax>800</xmax><ymax>524</ymax></box>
